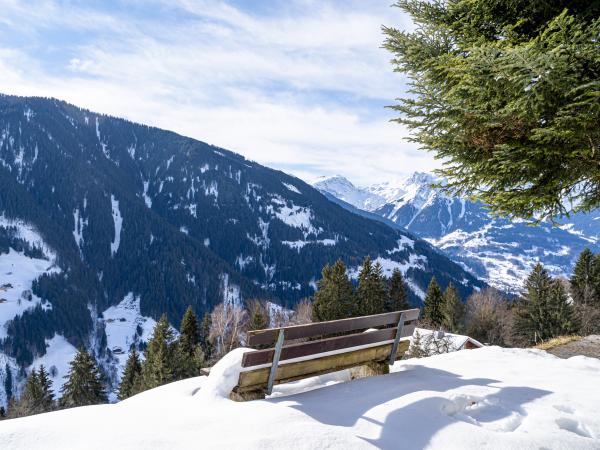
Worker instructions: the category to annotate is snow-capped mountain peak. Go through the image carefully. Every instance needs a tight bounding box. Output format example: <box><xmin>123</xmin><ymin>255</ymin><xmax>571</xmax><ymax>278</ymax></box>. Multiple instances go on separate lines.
<box><xmin>313</xmin><ymin>175</ymin><xmax>387</xmax><ymax>211</ymax></box>
<box><xmin>315</xmin><ymin>171</ymin><xmax>600</xmax><ymax>293</ymax></box>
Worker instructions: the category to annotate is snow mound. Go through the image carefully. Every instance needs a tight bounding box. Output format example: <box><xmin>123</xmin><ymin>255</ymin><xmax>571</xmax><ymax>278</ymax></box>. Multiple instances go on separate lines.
<box><xmin>1</xmin><ymin>346</ymin><xmax>600</xmax><ymax>449</ymax></box>
<box><xmin>199</xmin><ymin>347</ymin><xmax>254</xmax><ymax>401</ymax></box>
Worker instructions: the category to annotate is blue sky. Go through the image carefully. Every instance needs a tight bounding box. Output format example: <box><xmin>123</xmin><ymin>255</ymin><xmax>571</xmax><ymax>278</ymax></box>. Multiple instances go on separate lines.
<box><xmin>0</xmin><ymin>0</ymin><xmax>438</xmax><ymax>184</ymax></box>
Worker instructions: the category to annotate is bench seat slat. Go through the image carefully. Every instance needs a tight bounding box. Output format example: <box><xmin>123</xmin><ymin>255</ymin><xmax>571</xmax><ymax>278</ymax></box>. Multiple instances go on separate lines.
<box><xmin>248</xmin><ymin>308</ymin><xmax>420</xmax><ymax>346</ymax></box>
<box><xmin>236</xmin><ymin>339</ymin><xmax>411</xmax><ymax>392</ymax></box>
<box><xmin>242</xmin><ymin>321</ymin><xmax>416</xmax><ymax>368</ymax></box>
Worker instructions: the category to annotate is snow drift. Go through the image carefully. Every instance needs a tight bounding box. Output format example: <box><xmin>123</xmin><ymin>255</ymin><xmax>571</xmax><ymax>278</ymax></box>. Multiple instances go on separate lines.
<box><xmin>0</xmin><ymin>347</ymin><xmax>599</xmax><ymax>449</ymax></box>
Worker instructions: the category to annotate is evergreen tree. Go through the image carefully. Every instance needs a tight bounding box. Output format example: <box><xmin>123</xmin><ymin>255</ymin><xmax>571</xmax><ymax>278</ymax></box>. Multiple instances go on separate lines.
<box><xmin>386</xmin><ymin>268</ymin><xmax>410</xmax><ymax>312</ymax></box>
<box><xmin>179</xmin><ymin>306</ymin><xmax>200</xmax><ymax>358</ymax></box>
<box><xmin>199</xmin><ymin>313</ymin><xmax>213</xmax><ymax>362</ymax></box>
<box><xmin>570</xmin><ymin>249</ymin><xmax>599</xmax><ymax>306</ymax></box>
<box><xmin>356</xmin><ymin>257</ymin><xmax>387</xmax><ymax>316</ymax></box>
<box><xmin>515</xmin><ymin>264</ymin><xmax>577</xmax><ymax>345</ymax></box>
<box><xmin>4</xmin><ymin>363</ymin><xmax>12</xmax><ymax>402</ymax></box>
<box><xmin>16</xmin><ymin>368</ymin><xmax>41</xmax><ymax>416</ymax></box>
<box><xmin>60</xmin><ymin>348</ymin><xmax>107</xmax><ymax>408</ymax></box>
<box><xmin>247</xmin><ymin>300</ymin><xmax>269</xmax><ymax>331</ymax></box>
<box><xmin>383</xmin><ymin>1</ymin><xmax>600</xmax><ymax>219</ymax></box>
<box><xmin>547</xmin><ymin>279</ymin><xmax>578</xmax><ymax>338</ymax></box>
<box><xmin>442</xmin><ymin>283</ymin><xmax>464</xmax><ymax>333</ymax></box>
<box><xmin>423</xmin><ymin>277</ymin><xmax>444</xmax><ymax>328</ymax></box>
<box><xmin>141</xmin><ymin>314</ymin><xmax>176</xmax><ymax>390</ymax></box>
<box><xmin>312</xmin><ymin>259</ymin><xmax>355</xmax><ymax>321</ymax></box>
<box><xmin>176</xmin><ymin>307</ymin><xmax>204</xmax><ymax>379</ymax></box>
<box><xmin>36</xmin><ymin>365</ymin><xmax>54</xmax><ymax>412</ymax></box>
<box><xmin>118</xmin><ymin>348</ymin><xmax>142</xmax><ymax>400</ymax></box>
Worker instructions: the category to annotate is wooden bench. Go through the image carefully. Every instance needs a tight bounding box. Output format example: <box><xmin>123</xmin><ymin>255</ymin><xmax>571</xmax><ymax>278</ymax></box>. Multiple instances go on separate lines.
<box><xmin>231</xmin><ymin>308</ymin><xmax>420</xmax><ymax>401</ymax></box>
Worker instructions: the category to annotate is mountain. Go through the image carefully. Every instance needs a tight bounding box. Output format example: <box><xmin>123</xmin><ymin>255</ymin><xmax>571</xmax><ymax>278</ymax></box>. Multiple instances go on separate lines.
<box><xmin>313</xmin><ymin>175</ymin><xmax>387</xmax><ymax>211</ymax></box>
<box><xmin>0</xmin><ymin>94</ymin><xmax>484</xmax><ymax>403</ymax></box>
<box><xmin>314</xmin><ymin>173</ymin><xmax>600</xmax><ymax>293</ymax></box>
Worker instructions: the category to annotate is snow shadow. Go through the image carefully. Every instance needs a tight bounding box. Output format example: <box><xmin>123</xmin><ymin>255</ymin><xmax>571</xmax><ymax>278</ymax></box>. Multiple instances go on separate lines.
<box><xmin>269</xmin><ymin>365</ymin><xmax>552</xmax><ymax>449</ymax></box>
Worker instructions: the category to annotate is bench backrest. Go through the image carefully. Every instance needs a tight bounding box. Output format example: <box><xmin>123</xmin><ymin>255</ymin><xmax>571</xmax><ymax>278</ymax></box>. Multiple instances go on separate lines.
<box><xmin>242</xmin><ymin>308</ymin><xmax>419</xmax><ymax>369</ymax></box>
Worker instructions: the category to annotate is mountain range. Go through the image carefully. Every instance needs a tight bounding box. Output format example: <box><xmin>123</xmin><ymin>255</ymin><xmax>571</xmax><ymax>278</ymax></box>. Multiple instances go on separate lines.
<box><xmin>314</xmin><ymin>173</ymin><xmax>600</xmax><ymax>293</ymax></box>
<box><xmin>0</xmin><ymin>95</ymin><xmax>484</xmax><ymax>403</ymax></box>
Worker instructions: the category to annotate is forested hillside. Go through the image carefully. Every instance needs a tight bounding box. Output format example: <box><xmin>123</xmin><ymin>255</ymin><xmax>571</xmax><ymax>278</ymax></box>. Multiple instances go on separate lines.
<box><xmin>0</xmin><ymin>95</ymin><xmax>484</xmax><ymax>399</ymax></box>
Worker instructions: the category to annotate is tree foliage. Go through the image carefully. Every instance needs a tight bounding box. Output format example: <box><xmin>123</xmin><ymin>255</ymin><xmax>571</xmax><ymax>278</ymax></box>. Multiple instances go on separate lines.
<box><xmin>312</xmin><ymin>260</ymin><xmax>356</xmax><ymax>321</ymax></box>
<box><xmin>570</xmin><ymin>248</ymin><xmax>600</xmax><ymax>306</ymax></box>
<box><xmin>118</xmin><ymin>348</ymin><xmax>142</xmax><ymax>401</ymax></box>
<box><xmin>386</xmin><ymin>268</ymin><xmax>410</xmax><ymax>312</ymax></box>
<box><xmin>423</xmin><ymin>277</ymin><xmax>445</xmax><ymax>327</ymax></box>
<box><xmin>514</xmin><ymin>264</ymin><xmax>578</xmax><ymax>345</ymax></box>
<box><xmin>356</xmin><ymin>257</ymin><xmax>387</xmax><ymax>316</ymax></box>
<box><xmin>140</xmin><ymin>314</ymin><xmax>176</xmax><ymax>390</ymax></box>
<box><xmin>442</xmin><ymin>283</ymin><xmax>464</xmax><ymax>333</ymax></box>
<box><xmin>383</xmin><ymin>0</ymin><xmax>600</xmax><ymax>219</ymax></box>
<box><xmin>60</xmin><ymin>348</ymin><xmax>107</xmax><ymax>408</ymax></box>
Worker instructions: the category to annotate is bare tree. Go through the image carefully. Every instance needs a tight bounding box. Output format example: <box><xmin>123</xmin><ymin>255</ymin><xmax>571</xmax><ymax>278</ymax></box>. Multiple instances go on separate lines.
<box><xmin>465</xmin><ymin>288</ymin><xmax>513</xmax><ymax>346</ymax></box>
<box><xmin>209</xmin><ymin>302</ymin><xmax>248</xmax><ymax>358</ymax></box>
<box><xmin>290</xmin><ymin>298</ymin><xmax>313</xmax><ymax>326</ymax></box>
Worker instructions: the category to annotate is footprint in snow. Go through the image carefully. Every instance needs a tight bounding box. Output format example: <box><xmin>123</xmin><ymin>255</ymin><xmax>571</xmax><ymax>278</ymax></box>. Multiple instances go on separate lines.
<box><xmin>555</xmin><ymin>417</ymin><xmax>593</xmax><ymax>439</ymax></box>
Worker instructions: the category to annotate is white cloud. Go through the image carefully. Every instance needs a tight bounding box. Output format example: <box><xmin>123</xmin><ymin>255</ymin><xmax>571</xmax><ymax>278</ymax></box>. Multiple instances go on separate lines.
<box><xmin>0</xmin><ymin>0</ymin><xmax>436</xmax><ymax>184</ymax></box>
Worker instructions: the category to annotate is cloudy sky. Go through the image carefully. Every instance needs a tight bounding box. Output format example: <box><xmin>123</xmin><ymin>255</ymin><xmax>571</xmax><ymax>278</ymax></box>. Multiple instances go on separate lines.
<box><xmin>0</xmin><ymin>0</ymin><xmax>438</xmax><ymax>185</ymax></box>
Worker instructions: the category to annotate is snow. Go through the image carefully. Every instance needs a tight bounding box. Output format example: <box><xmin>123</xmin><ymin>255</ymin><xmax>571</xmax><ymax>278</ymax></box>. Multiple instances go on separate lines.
<box><xmin>410</xmin><ymin>328</ymin><xmax>483</xmax><ymax>354</ymax></box>
<box><xmin>2</xmin><ymin>347</ymin><xmax>599</xmax><ymax>449</ymax></box>
<box><xmin>282</xmin><ymin>238</ymin><xmax>337</xmax><ymax>252</ymax></box>
<box><xmin>387</xmin><ymin>235</ymin><xmax>415</xmax><ymax>254</ymax></box>
<box><xmin>220</xmin><ymin>273</ymin><xmax>242</xmax><ymax>307</ymax></box>
<box><xmin>101</xmin><ymin>293</ymin><xmax>157</xmax><ymax>375</ymax></box>
<box><xmin>0</xmin><ymin>216</ymin><xmax>56</xmax><ymax>260</ymax></box>
<box><xmin>110</xmin><ymin>195</ymin><xmax>122</xmax><ymax>256</ymax></box>
<box><xmin>270</xmin><ymin>196</ymin><xmax>321</xmax><ymax>238</ymax></box>
<box><xmin>72</xmin><ymin>208</ymin><xmax>86</xmax><ymax>255</ymax></box>
<box><xmin>282</xmin><ymin>182</ymin><xmax>301</xmax><ymax>194</ymax></box>
<box><xmin>29</xmin><ymin>335</ymin><xmax>77</xmax><ymax>396</ymax></box>
<box><xmin>198</xmin><ymin>347</ymin><xmax>252</xmax><ymax>401</ymax></box>
<box><xmin>313</xmin><ymin>175</ymin><xmax>387</xmax><ymax>211</ymax></box>
<box><xmin>0</xmin><ymin>249</ymin><xmax>58</xmax><ymax>338</ymax></box>
<box><xmin>95</xmin><ymin>117</ymin><xmax>108</xmax><ymax>158</ymax></box>
<box><xmin>142</xmin><ymin>180</ymin><xmax>152</xmax><ymax>208</ymax></box>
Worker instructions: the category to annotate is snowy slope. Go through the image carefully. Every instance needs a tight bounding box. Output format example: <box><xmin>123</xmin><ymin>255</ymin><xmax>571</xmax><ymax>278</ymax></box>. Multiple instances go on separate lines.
<box><xmin>314</xmin><ymin>173</ymin><xmax>600</xmax><ymax>293</ymax></box>
<box><xmin>313</xmin><ymin>175</ymin><xmax>387</xmax><ymax>211</ymax></box>
<box><xmin>1</xmin><ymin>346</ymin><xmax>599</xmax><ymax>449</ymax></box>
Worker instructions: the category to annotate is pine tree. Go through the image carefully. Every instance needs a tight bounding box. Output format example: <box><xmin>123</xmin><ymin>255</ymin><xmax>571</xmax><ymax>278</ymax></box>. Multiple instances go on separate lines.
<box><xmin>514</xmin><ymin>264</ymin><xmax>578</xmax><ymax>345</ymax></box>
<box><xmin>386</xmin><ymin>268</ymin><xmax>410</xmax><ymax>312</ymax></box>
<box><xmin>4</xmin><ymin>363</ymin><xmax>12</xmax><ymax>402</ymax></box>
<box><xmin>199</xmin><ymin>312</ymin><xmax>213</xmax><ymax>362</ymax></box>
<box><xmin>118</xmin><ymin>348</ymin><xmax>142</xmax><ymax>400</ymax></box>
<box><xmin>547</xmin><ymin>279</ymin><xmax>578</xmax><ymax>338</ymax></box>
<box><xmin>16</xmin><ymin>368</ymin><xmax>41</xmax><ymax>416</ymax></box>
<box><xmin>570</xmin><ymin>249</ymin><xmax>599</xmax><ymax>306</ymax></box>
<box><xmin>356</xmin><ymin>257</ymin><xmax>387</xmax><ymax>316</ymax></box>
<box><xmin>60</xmin><ymin>348</ymin><xmax>107</xmax><ymax>408</ymax></box>
<box><xmin>312</xmin><ymin>259</ymin><xmax>355</xmax><ymax>321</ymax></box>
<box><xmin>36</xmin><ymin>365</ymin><xmax>54</xmax><ymax>412</ymax></box>
<box><xmin>176</xmin><ymin>307</ymin><xmax>204</xmax><ymax>379</ymax></box>
<box><xmin>442</xmin><ymin>283</ymin><xmax>464</xmax><ymax>333</ymax></box>
<box><xmin>179</xmin><ymin>306</ymin><xmax>200</xmax><ymax>358</ymax></box>
<box><xmin>423</xmin><ymin>277</ymin><xmax>445</xmax><ymax>328</ymax></box>
<box><xmin>383</xmin><ymin>1</ymin><xmax>600</xmax><ymax>219</ymax></box>
<box><xmin>247</xmin><ymin>300</ymin><xmax>268</xmax><ymax>331</ymax></box>
<box><xmin>141</xmin><ymin>314</ymin><xmax>176</xmax><ymax>390</ymax></box>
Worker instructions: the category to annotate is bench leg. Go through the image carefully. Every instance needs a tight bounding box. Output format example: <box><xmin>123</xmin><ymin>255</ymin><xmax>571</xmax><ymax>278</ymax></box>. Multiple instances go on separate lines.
<box><xmin>349</xmin><ymin>361</ymin><xmax>389</xmax><ymax>380</ymax></box>
<box><xmin>229</xmin><ymin>388</ymin><xmax>266</xmax><ymax>402</ymax></box>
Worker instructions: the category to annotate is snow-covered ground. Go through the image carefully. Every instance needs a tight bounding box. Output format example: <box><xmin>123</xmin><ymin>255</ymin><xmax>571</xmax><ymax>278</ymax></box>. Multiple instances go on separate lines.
<box><xmin>1</xmin><ymin>346</ymin><xmax>599</xmax><ymax>449</ymax></box>
<box><xmin>30</xmin><ymin>335</ymin><xmax>78</xmax><ymax>396</ymax></box>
